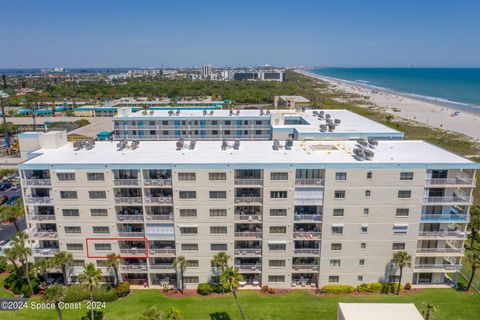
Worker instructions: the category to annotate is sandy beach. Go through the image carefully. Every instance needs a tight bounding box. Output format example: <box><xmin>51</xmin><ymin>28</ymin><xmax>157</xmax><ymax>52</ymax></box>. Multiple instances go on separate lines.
<box><xmin>296</xmin><ymin>70</ymin><xmax>480</xmax><ymax>141</ymax></box>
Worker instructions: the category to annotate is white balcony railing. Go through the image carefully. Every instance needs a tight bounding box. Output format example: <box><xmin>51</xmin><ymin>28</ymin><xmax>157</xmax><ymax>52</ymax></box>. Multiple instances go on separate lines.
<box><xmin>149</xmin><ymin>248</ymin><xmax>176</xmax><ymax>255</ymax></box>
<box><xmin>144</xmin><ymin>196</ymin><xmax>173</xmax><ymax>204</ymax></box>
<box><xmin>33</xmin><ymin>247</ymin><xmax>60</xmax><ymax>256</ymax></box>
<box><xmin>294</xmin><ymin>248</ymin><xmax>320</xmax><ymax>255</ymax></box>
<box><xmin>413</xmin><ymin>264</ymin><xmax>462</xmax><ymax>271</ymax></box>
<box><xmin>420</xmin><ymin>214</ymin><xmax>468</xmax><ymax>222</ymax></box>
<box><xmin>234</xmin><ymin>179</ymin><xmax>263</xmax><ymax>185</ymax></box>
<box><xmin>28</xmin><ymin>214</ymin><xmax>56</xmax><ymax>221</ymax></box>
<box><xmin>22</xmin><ymin>178</ymin><xmax>51</xmax><ymax>186</ymax></box>
<box><xmin>295</xmin><ymin>179</ymin><xmax>324</xmax><ymax>186</ymax></box>
<box><xmin>293</xmin><ymin>232</ymin><xmax>321</xmax><ymax>239</ymax></box>
<box><xmin>116</xmin><ymin>215</ymin><xmax>144</xmax><ymax>222</ymax></box>
<box><xmin>114</xmin><ymin>197</ymin><xmax>143</xmax><ymax>205</ymax></box>
<box><xmin>31</xmin><ymin>228</ymin><xmax>58</xmax><ymax>238</ymax></box>
<box><xmin>24</xmin><ymin>196</ymin><xmax>53</xmax><ymax>204</ymax></box>
<box><xmin>234</xmin><ymin>197</ymin><xmax>262</xmax><ymax>204</ymax></box>
<box><xmin>120</xmin><ymin>264</ymin><xmax>148</xmax><ymax>272</ymax></box>
<box><xmin>234</xmin><ymin>232</ymin><xmax>262</xmax><ymax>238</ymax></box>
<box><xmin>114</xmin><ymin>179</ymin><xmax>141</xmax><ymax>186</ymax></box>
<box><xmin>294</xmin><ymin>214</ymin><xmax>322</xmax><ymax>222</ymax></box>
<box><xmin>234</xmin><ymin>249</ymin><xmax>262</xmax><ymax>255</ymax></box>
<box><xmin>418</xmin><ymin>230</ymin><xmax>467</xmax><ymax>238</ymax></box>
<box><xmin>234</xmin><ymin>264</ymin><xmax>262</xmax><ymax>271</ymax></box>
<box><xmin>143</xmin><ymin>178</ymin><xmax>172</xmax><ymax>186</ymax></box>
<box><xmin>118</xmin><ymin>231</ymin><xmax>145</xmax><ymax>237</ymax></box>
<box><xmin>149</xmin><ymin>264</ymin><xmax>175</xmax><ymax>270</ymax></box>
<box><xmin>416</xmin><ymin>247</ymin><xmax>464</xmax><ymax>254</ymax></box>
<box><xmin>146</xmin><ymin>214</ymin><xmax>174</xmax><ymax>221</ymax></box>
<box><xmin>119</xmin><ymin>248</ymin><xmax>147</xmax><ymax>255</ymax></box>
<box><xmin>234</xmin><ymin>214</ymin><xmax>263</xmax><ymax>221</ymax></box>
<box><xmin>292</xmin><ymin>264</ymin><xmax>319</xmax><ymax>271</ymax></box>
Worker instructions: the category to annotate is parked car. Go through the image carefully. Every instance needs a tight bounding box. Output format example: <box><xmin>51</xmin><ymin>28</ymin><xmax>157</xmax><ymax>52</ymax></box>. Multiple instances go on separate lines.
<box><xmin>5</xmin><ymin>195</ymin><xmax>19</xmax><ymax>205</ymax></box>
<box><xmin>10</xmin><ymin>184</ymin><xmax>20</xmax><ymax>191</ymax></box>
<box><xmin>0</xmin><ymin>183</ymin><xmax>12</xmax><ymax>191</ymax></box>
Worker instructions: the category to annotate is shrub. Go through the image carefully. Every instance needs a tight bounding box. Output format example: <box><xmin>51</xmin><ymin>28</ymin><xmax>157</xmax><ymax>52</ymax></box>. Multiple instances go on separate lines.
<box><xmin>404</xmin><ymin>283</ymin><xmax>411</xmax><ymax>290</ymax></box>
<box><xmin>0</xmin><ymin>257</ymin><xmax>7</xmax><ymax>273</ymax></box>
<box><xmin>268</xmin><ymin>287</ymin><xmax>275</xmax><ymax>294</ymax></box>
<box><xmin>197</xmin><ymin>283</ymin><xmax>212</xmax><ymax>295</ymax></box>
<box><xmin>3</xmin><ymin>272</ymin><xmax>40</xmax><ymax>297</ymax></box>
<box><xmin>381</xmin><ymin>282</ymin><xmax>403</xmax><ymax>294</ymax></box>
<box><xmin>261</xmin><ymin>285</ymin><xmax>269</xmax><ymax>293</ymax></box>
<box><xmin>64</xmin><ymin>284</ymin><xmax>89</xmax><ymax>303</ymax></box>
<box><xmin>357</xmin><ymin>282</ymin><xmax>383</xmax><ymax>293</ymax></box>
<box><xmin>115</xmin><ymin>282</ymin><xmax>130</xmax><ymax>297</ymax></box>
<box><xmin>320</xmin><ymin>285</ymin><xmax>355</xmax><ymax>294</ymax></box>
<box><xmin>92</xmin><ymin>286</ymin><xmax>118</xmax><ymax>302</ymax></box>
<box><xmin>211</xmin><ymin>283</ymin><xmax>229</xmax><ymax>294</ymax></box>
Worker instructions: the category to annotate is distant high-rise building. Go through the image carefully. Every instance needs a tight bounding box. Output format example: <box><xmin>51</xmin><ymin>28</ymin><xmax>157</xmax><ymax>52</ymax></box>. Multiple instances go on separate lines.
<box><xmin>201</xmin><ymin>64</ymin><xmax>213</xmax><ymax>78</ymax></box>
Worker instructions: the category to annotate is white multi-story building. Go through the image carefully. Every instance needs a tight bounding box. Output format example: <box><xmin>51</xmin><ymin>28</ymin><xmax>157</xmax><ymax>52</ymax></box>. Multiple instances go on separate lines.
<box><xmin>19</xmin><ymin>126</ymin><xmax>477</xmax><ymax>289</ymax></box>
<box><xmin>201</xmin><ymin>64</ymin><xmax>213</xmax><ymax>78</ymax></box>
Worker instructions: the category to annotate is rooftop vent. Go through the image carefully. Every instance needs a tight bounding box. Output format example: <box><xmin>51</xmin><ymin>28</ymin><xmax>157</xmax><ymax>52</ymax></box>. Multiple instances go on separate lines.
<box><xmin>313</xmin><ymin>111</ymin><xmax>318</xmax><ymax>115</ymax></box>
<box><xmin>325</xmin><ymin>113</ymin><xmax>331</xmax><ymax>120</ymax></box>
<box><xmin>260</xmin><ymin>109</ymin><xmax>264</xmax><ymax>116</ymax></box>
<box><xmin>328</xmin><ymin>124</ymin><xmax>336</xmax><ymax>132</ymax></box>
<box><xmin>117</xmin><ymin>138</ymin><xmax>128</xmax><ymax>151</ymax></box>
<box><xmin>319</xmin><ymin>124</ymin><xmax>327</xmax><ymax>132</ymax></box>
<box><xmin>353</xmin><ymin>147</ymin><xmax>363</xmax><ymax>158</ymax></box>
<box><xmin>326</xmin><ymin>118</ymin><xmax>333</xmax><ymax>124</ymax></box>
<box><xmin>357</xmin><ymin>139</ymin><xmax>368</xmax><ymax>147</ymax></box>
<box><xmin>266</xmin><ymin>109</ymin><xmax>270</xmax><ymax>115</ymax></box>
<box><xmin>368</xmin><ymin>138</ymin><xmax>378</xmax><ymax>147</ymax></box>
<box><xmin>273</xmin><ymin>139</ymin><xmax>281</xmax><ymax>151</ymax></box>
<box><xmin>229</xmin><ymin>109</ymin><xmax>234</xmax><ymax>116</ymax></box>
<box><xmin>319</xmin><ymin>111</ymin><xmax>325</xmax><ymax>119</ymax></box>
<box><xmin>210</xmin><ymin>110</ymin><xmax>214</xmax><ymax>116</ymax></box>
<box><xmin>203</xmin><ymin>110</ymin><xmax>207</xmax><ymax>116</ymax></box>
<box><xmin>364</xmin><ymin>149</ymin><xmax>374</xmax><ymax>160</ymax></box>
<box><xmin>175</xmin><ymin>110</ymin><xmax>180</xmax><ymax>116</ymax></box>
<box><xmin>189</xmin><ymin>140</ymin><xmax>196</xmax><ymax>150</ymax></box>
<box><xmin>176</xmin><ymin>138</ymin><xmax>184</xmax><ymax>150</ymax></box>
<box><xmin>85</xmin><ymin>140</ymin><xmax>95</xmax><ymax>150</ymax></box>
<box><xmin>73</xmin><ymin>141</ymin><xmax>82</xmax><ymax>151</ymax></box>
<box><xmin>234</xmin><ymin>140</ymin><xmax>240</xmax><ymax>150</ymax></box>
<box><xmin>149</xmin><ymin>110</ymin><xmax>154</xmax><ymax>115</ymax></box>
<box><xmin>301</xmin><ymin>107</ymin><xmax>306</xmax><ymax>112</ymax></box>
<box><xmin>285</xmin><ymin>138</ymin><xmax>293</xmax><ymax>150</ymax></box>
<box><xmin>334</xmin><ymin>119</ymin><xmax>341</xmax><ymax>125</ymax></box>
<box><xmin>221</xmin><ymin>140</ymin><xmax>228</xmax><ymax>150</ymax></box>
<box><xmin>236</xmin><ymin>110</ymin><xmax>240</xmax><ymax>116</ymax></box>
<box><xmin>130</xmin><ymin>140</ymin><xmax>139</xmax><ymax>150</ymax></box>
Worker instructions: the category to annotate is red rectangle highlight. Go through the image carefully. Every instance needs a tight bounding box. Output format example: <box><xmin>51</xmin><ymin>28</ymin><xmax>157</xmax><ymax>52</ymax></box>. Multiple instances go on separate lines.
<box><xmin>85</xmin><ymin>237</ymin><xmax>149</xmax><ymax>259</ymax></box>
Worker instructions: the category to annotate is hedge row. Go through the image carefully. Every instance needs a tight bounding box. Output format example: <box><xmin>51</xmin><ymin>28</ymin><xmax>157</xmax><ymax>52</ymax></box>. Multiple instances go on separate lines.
<box><xmin>64</xmin><ymin>282</ymin><xmax>130</xmax><ymax>302</ymax></box>
<box><xmin>321</xmin><ymin>282</ymin><xmax>405</xmax><ymax>294</ymax></box>
<box><xmin>197</xmin><ymin>283</ymin><xmax>231</xmax><ymax>295</ymax></box>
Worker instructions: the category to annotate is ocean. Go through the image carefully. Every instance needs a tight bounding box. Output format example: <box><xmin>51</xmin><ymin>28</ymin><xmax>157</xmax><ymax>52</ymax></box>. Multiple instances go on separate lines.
<box><xmin>308</xmin><ymin>68</ymin><xmax>480</xmax><ymax>113</ymax></box>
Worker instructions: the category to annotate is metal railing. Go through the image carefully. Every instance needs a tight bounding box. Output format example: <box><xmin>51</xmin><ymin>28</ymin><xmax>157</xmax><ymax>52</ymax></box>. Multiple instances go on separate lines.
<box><xmin>234</xmin><ymin>264</ymin><xmax>262</xmax><ymax>271</ymax></box>
<box><xmin>234</xmin><ymin>249</ymin><xmax>262</xmax><ymax>255</ymax></box>
<box><xmin>149</xmin><ymin>248</ymin><xmax>176</xmax><ymax>255</ymax></box>
<box><xmin>294</xmin><ymin>199</ymin><xmax>323</xmax><ymax>205</ymax></box>
<box><xmin>423</xmin><ymin>195</ymin><xmax>471</xmax><ymax>204</ymax></box>
<box><xmin>120</xmin><ymin>264</ymin><xmax>148</xmax><ymax>271</ymax></box>
<box><xmin>293</xmin><ymin>232</ymin><xmax>321</xmax><ymax>239</ymax></box>
<box><xmin>22</xmin><ymin>178</ymin><xmax>51</xmax><ymax>186</ymax></box>
<box><xmin>234</xmin><ymin>197</ymin><xmax>263</xmax><ymax>204</ymax></box>
<box><xmin>144</xmin><ymin>178</ymin><xmax>173</xmax><ymax>186</ymax></box>
<box><xmin>418</xmin><ymin>230</ymin><xmax>467</xmax><ymax>238</ymax></box>
<box><xmin>28</xmin><ymin>214</ymin><xmax>56</xmax><ymax>221</ymax></box>
<box><xmin>294</xmin><ymin>214</ymin><xmax>322</xmax><ymax>222</ymax></box>
<box><xmin>292</xmin><ymin>264</ymin><xmax>319</xmax><ymax>271</ymax></box>
<box><xmin>33</xmin><ymin>247</ymin><xmax>59</xmax><ymax>255</ymax></box>
<box><xmin>234</xmin><ymin>179</ymin><xmax>263</xmax><ymax>185</ymax></box>
<box><xmin>146</xmin><ymin>214</ymin><xmax>174</xmax><ymax>221</ymax></box>
<box><xmin>425</xmin><ymin>177</ymin><xmax>475</xmax><ymax>186</ymax></box>
<box><xmin>114</xmin><ymin>179</ymin><xmax>141</xmax><ymax>186</ymax></box>
<box><xmin>24</xmin><ymin>196</ymin><xmax>53</xmax><ymax>204</ymax></box>
<box><xmin>294</xmin><ymin>248</ymin><xmax>320</xmax><ymax>255</ymax></box>
<box><xmin>144</xmin><ymin>196</ymin><xmax>173</xmax><ymax>204</ymax></box>
<box><xmin>31</xmin><ymin>228</ymin><xmax>58</xmax><ymax>238</ymax></box>
<box><xmin>114</xmin><ymin>197</ymin><xmax>143</xmax><ymax>204</ymax></box>
<box><xmin>234</xmin><ymin>214</ymin><xmax>262</xmax><ymax>221</ymax></box>
<box><xmin>416</xmin><ymin>247</ymin><xmax>464</xmax><ymax>254</ymax></box>
<box><xmin>118</xmin><ymin>231</ymin><xmax>145</xmax><ymax>237</ymax></box>
<box><xmin>414</xmin><ymin>264</ymin><xmax>461</xmax><ymax>271</ymax></box>
<box><xmin>295</xmin><ymin>179</ymin><xmax>324</xmax><ymax>186</ymax></box>
<box><xmin>420</xmin><ymin>214</ymin><xmax>468</xmax><ymax>222</ymax></box>
<box><xmin>234</xmin><ymin>232</ymin><xmax>262</xmax><ymax>238</ymax></box>
<box><xmin>119</xmin><ymin>248</ymin><xmax>147</xmax><ymax>255</ymax></box>
<box><xmin>116</xmin><ymin>215</ymin><xmax>144</xmax><ymax>222</ymax></box>
<box><xmin>149</xmin><ymin>264</ymin><xmax>175</xmax><ymax>270</ymax></box>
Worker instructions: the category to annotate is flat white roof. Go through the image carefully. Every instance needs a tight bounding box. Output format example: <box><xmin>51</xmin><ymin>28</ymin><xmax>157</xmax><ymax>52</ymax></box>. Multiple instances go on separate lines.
<box><xmin>277</xmin><ymin>95</ymin><xmax>310</xmax><ymax>102</ymax></box>
<box><xmin>21</xmin><ymin>139</ymin><xmax>478</xmax><ymax>170</ymax></box>
<box><xmin>338</xmin><ymin>303</ymin><xmax>423</xmax><ymax>320</ymax></box>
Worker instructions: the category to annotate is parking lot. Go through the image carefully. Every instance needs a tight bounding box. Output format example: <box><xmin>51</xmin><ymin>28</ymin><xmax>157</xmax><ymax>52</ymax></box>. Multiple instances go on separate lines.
<box><xmin>0</xmin><ymin>178</ymin><xmax>26</xmax><ymax>245</ymax></box>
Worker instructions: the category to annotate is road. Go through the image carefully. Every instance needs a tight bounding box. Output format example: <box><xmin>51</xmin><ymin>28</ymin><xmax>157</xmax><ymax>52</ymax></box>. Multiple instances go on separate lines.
<box><xmin>0</xmin><ymin>188</ymin><xmax>26</xmax><ymax>245</ymax></box>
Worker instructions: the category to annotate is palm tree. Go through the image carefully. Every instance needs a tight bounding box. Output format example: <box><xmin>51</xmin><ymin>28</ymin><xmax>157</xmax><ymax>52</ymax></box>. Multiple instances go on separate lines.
<box><xmin>220</xmin><ymin>267</ymin><xmax>245</xmax><ymax>320</ymax></box>
<box><xmin>141</xmin><ymin>306</ymin><xmax>163</xmax><ymax>320</ymax></box>
<box><xmin>0</xmin><ymin>198</ymin><xmax>25</xmax><ymax>232</ymax></box>
<box><xmin>465</xmin><ymin>250</ymin><xmax>480</xmax><ymax>291</ymax></box>
<box><xmin>44</xmin><ymin>284</ymin><xmax>67</xmax><ymax>320</ymax></box>
<box><xmin>53</xmin><ymin>251</ymin><xmax>74</xmax><ymax>285</ymax></box>
<box><xmin>78</xmin><ymin>263</ymin><xmax>102</xmax><ymax>320</ymax></box>
<box><xmin>392</xmin><ymin>251</ymin><xmax>412</xmax><ymax>295</ymax></box>
<box><xmin>11</xmin><ymin>232</ymin><xmax>34</xmax><ymax>295</ymax></box>
<box><xmin>3</xmin><ymin>247</ymin><xmax>20</xmax><ymax>278</ymax></box>
<box><xmin>105</xmin><ymin>253</ymin><xmax>121</xmax><ymax>287</ymax></box>
<box><xmin>422</xmin><ymin>302</ymin><xmax>438</xmax><ymax>320</ymax></box>
<box><xmin>468</xmin><ymin>206</ymin><xmax>480</xmax><ymax>250</ymax></box>
<box><xmin>211</xmin><ymin>252</ymin><xmax>230</xmax><ymax>273</ymax></box>
<box><xmin>35</xmin><ymin>257</ymin><xmax>54</xmax><ymax>287</ymax></box>
<box><xmin>172</xmin><ymin>256</ymin><xmax>187</xmax><ymax>293</ymax></box>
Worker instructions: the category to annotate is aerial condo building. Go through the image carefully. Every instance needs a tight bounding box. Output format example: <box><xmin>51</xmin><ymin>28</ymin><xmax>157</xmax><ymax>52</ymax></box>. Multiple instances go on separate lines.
<box><xmin>19</xmin><ymin>108</ymin><xmax>478</xmax><ymax>289</ymax></box>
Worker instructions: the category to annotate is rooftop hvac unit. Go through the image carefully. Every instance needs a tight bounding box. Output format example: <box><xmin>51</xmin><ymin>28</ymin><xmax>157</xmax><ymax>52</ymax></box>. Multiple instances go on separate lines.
<box><xmin>285</xmin><ymin>138</ymin><xmax>293</xmax><ymax>150</ymax></box>
<box><xmin>176</xmin><ymin>138</ymin><xmax>184</xmax><ymax>150</ymax></box>
<box><xmin>168</xmin><ymin>110</ymin><xmax>174</xmax><ymax>116</ymax></box>
<box><xmin>221</xmin><ymin>140</ymin><xmax>228</xmax><ymax>150</ymax></box>
<box><xmin>266</xmin><ymin>109</ymin><xmax>270</xmax><ymax>115</ymax></box>
<box><xmin>326</xmin><ymin>118</ymin><xmax>333</xmax><ymax>124</ymax></box>
<box><xmin>260</xmin><ymin>109</ymin><xmax>264</xmax><ymax>116</ymax></box>
<box><xmin>334</xmin><ymin>119</ymin><xmax>341</xmax><ymax>125</ymax></box>
<box><xmin>319</xmin><ymin>111</ymin><xmax>325</xmax><ymax>119</ymax></box>
<box><xmin>131</xmin><ymin>140</ymin><xmax>139</xmax><ymax>150</ymax></box>
<box><xmin>325</xmin><ymin>113</ymin><xmax>331</xmax><ymax>119</ymax></box>
<box><xmin>353</xmin><ymin>147</ymin><xmax>363</xmax><ymax>158</ymax></box>
<box><xmin>189</xmin><ymin>140</ymin><xmax>196</xmax><ymax>150</ymax></box>
<box><xmin>236</xmin><ymin>110</ymin><xmax>240</xmax><ymax>116</ymax></box>
<box><xmin>229</xmin><ymin>109</ymin><xmax>234</xmax><ymax>116</ymax></box>
<box><xmin>73</xmin><ymin>141</ymin><xmax>82</xmax><ymax>151</ymax></box>
<box><xmin>301</xmin><ymin>107</ymin><xmax>306</xmax><ymax>112</ymax></box>
<box><xmin>313</xmin><ymin>111</ymin><xmax>318</xmax><ymax>115</ymax></box>
<box><xmin>210</xmin><ymin>110</ymin><xmax>214</xmax><ymax>116</ymax></box>
<box><xmin>203</xmin><ymin>110</ymin><xmax>207</xmax><ymax>116</ymax></box>
<box><xmin>357</xmin><ymin>139</ymin><xmax>368</xmax><ymax>147</ymax></box>
<box><xmin>319</xmin><ymin>124</ymin><xmax>327</xmax><ymax>132</ymax></box>
<box><xmin>142</xmin><ymin>109</ymin><xmax>147</xmax><ymax>115</ymax></box>
<box><xmin>368</xmin><ymin>138</ymin><xmax>379</xmax><ymax>147</ymax></box>
<box><xmin>85</xmin><ymin>140</ymin><xmax>95</xmax><ymax>150</ymax></box>
<box><xmin>273</xmin><ymin>139</ymin><xmax>281</xmax><ymax>151</ymax></box>
<box><xmin>364</xmin><ymin>149</ymin><xmax>374</xmax><ymax>160</ymax></box>
<box><xmin>234</xmin><ymin>140</ymin><xmax>240</xmax><ymax>150</ymax></box>
<box><xmin>328</xmin><ymin>124</ymin><xmax>336</xmax><ymax>132</ymax></box>
<box><xmin>149</xmin><ymin>110</ymin><xmax>154</xmax><ymax>115</ymax></box>
<box><xmin>175</xmin><ymin>110</ymin><xmax>180</xmax><ymax>116</ymax></box>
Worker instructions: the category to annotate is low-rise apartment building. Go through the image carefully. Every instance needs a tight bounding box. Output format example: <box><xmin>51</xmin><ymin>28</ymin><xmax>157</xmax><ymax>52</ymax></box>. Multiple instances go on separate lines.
<box><xmin>20</xmin><ymin>131</ymin><xmax>477</xmax><ymax>289</ymax></box>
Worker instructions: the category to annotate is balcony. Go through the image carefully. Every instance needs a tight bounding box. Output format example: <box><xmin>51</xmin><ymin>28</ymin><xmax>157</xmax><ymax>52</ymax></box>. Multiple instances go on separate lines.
<box><xmin>114</xmin><ymin>197</ymin><xmax>143</xmax><ymax>205</ymax></box>
<box><xmin>144</xmin><ymin>178</ymin><xmax>172</xmax><ymax>186</ymax></box>
<box><xmin>116</xmin><ymin>215</ymin><xmax>144</xmax><ymax>222</ymax></box>
<box><xmin>293</xmin><ymin>248</ymin><xmax>320</xmax><ymax>255</ymax></box>
<box><xmin>423</xmin><ymin>192</ymin><xmax>472</xmax><ymax>205</ymax></box>
<box><xmin>293</xmin><ymin>232</ymin><xmax>321</xmax><ymax>239</ymax></box>
<box><xmin>28</xmin><ymin>214</ymin><xmax>56</xmax><ymax>222</ymax></box>
<box><xmin>33</xmin><ymin>247</ymin><xmax>60</xmax><ymax>256</ymax></box>
<box><xmin>420</xmin><ymin>214</ymin><xmax>468</xmax><ymax>222</ymax></box>
<box><xmin>234</xmin><ymin>264</ymin><xmax>262</xmax><ymax>272</ymax></box>
<box><xmin>413</xmin><ymin>264</ymin><xmax>462</xmax><ymax>272</ymax></box>
<box><xmin>25</xmin><ymin>196</ymin><xmax>53</xmax><ymax>205</ymax></box>
<box><xmin>418</xmin><ymin>230</ymin><xmax>467</xmax><ymax>239</ymax></box>
<box><xmin>149</xmin><ymin>264</ymin><xmax>176</xmax><ymax>272</ymax></box>
<box><xmin>149</xmin><ymin>248</ymin><xmax>176</xmax><ymax>256</ymax></box>
<box><xmin>416</xmin><ymin>247</ymin><xmax>464</xmax><ymax>256</ymax></box>
<box><xmin>22</xmin><ymin>178</ymin><xmax>51</xmax><ymax>186</ymax></box>
<box><xmin>31</xmin><ymin>228</ymin><xmax>58</xmax><ymax>238</ymax></box>
<box><xmin>234</xmin><ymin>179</ymin><xmax>263</xmax><ymax>186</ymax></box>
<box><xmin>234</xmin><ymin>232</ymin><xmax>262</xmax><ymax>239</ymax></box>
<box><xmin>120</xmin><ymin>264</ymin><xmax>148</xmax><ymax>272</ymax></box>
<box><xmin>292</xmin><ymin>264</ymin><xmax>320</xmax><ymax>271</ymax></box>
<box><xmin>294</xmin><ymin>214</ymin><xmax>322</xmax><ymax>222</ymax></box>
<box><xmin>295</xmin><ymin>179</ymin><xmax>324</xmax><ymax>186</ymax></box>
<box><xmin>119</xmin><ymin>248</ymin><xmax>147</xmax><ymax>256</ymax></box>
<box><xmin>234</xmin><ymin>249</ymin><xmax>262</xmax><ymax>256</ymax></box>
<box><xmin>118</xmin><ymin>231</ymin><xmax>145</xmax><ymax>237</ymax></box>
<box><xmin>234</xmin><ymin>214</ymin><xmax>262</xmax><ymax>222</ymax></box>
<box><xmin>234</xmin><ymin>197</ymin><xmax>263</xmax><ymax>204</ymax></box>
<box><xmin>114</xmin><ymin>179</ymin><xmax>141</xmax><ymax>186</ymax></box>
<box><xmin>144</xmin><ymin>196</ymin><xmax>173</xmax><ymax>204</ymax></box>
<box><xmin>146</xmin><ymin>214</ymin><xmax>174</xmax><ymax>221</ymax></box>
<box><xmin>425</xmin><ymin>175</ymin><xmax>475</xmax><ymax>187</ymax></box>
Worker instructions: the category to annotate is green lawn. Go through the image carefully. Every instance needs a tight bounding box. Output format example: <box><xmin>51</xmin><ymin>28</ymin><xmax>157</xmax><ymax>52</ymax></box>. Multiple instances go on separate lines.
<box><xmin>0</xmin><ymin>274</ymin><xmax>14</xmax><ymax>298</ymax></box>
<box><xmin>0</xmin><ymin>289</ymin><xmax>478</xmax><ymax>320</ymax></box>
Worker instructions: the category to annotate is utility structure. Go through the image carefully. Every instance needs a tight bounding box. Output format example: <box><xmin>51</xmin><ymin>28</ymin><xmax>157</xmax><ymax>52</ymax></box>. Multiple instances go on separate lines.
<box><xmin>0</xmin><ymin>90</ymin><xmax>10</xmax><ymax>148</ymax></box>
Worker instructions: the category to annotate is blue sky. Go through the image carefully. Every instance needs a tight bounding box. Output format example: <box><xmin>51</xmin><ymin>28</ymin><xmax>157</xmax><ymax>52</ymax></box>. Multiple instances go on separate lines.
<box><xmin>1</xmin><ymin>0</ymin><xmax>480</xmax><ymax>68</ymax></box>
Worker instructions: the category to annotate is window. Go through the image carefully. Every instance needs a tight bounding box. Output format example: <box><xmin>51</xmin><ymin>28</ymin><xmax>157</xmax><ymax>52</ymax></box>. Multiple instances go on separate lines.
<box><xmin>361</xmin><ymin>225</ymin><xmax>368</xmax><ymax>234</ymax></box>
<box><xmin>96</xmin><ymin>260</ymin><xmax>108</xmax><ymax>267</ymax></box>
<box><xmin>366</xmin><ymin>171</ymin><xmax>373</xmax><ymax>179</ymax></box>
<box><xmin>398</xmin><ymin>190</ymin><xmax>412</xmax><ymax>199</ymax></box>
<box><xmin>162</xmin><ymin>120</ymin><xmax>168</xmax><ymax>126</ymax></box>
<box><xmin>271</xmin><ymin>172</ymin><xmax>288</xmax><ymax>181</ymax></box>
<box><xmin>358</xmin><ymin>275</ymin><xmax>364</xmax><ymax>282</ymax></box>
<box><xmin>333</xmin><ymin>208</ymin><xmax>344</xmax><ymax>217</ymax></box>
<box><xmin>162</xmin><ymin>130</ymin><xmax>169</xmax><ymax>135</ymax></box>
<box><xmin>365</xmin><ymin>190</ymin><xmax>371</xmax><ymax>197</ymax></box>
<box><xmin>183</xmin><ymin>276</ymin><xmax>199</xmax><ymax>284</ymax></box>
<box><xmin>393</xmin><ymin>224</ymin><xmax>408</xmax><ymax>234</ymax></box>
<box><xmin>210</xmin><ymin>209</ymin><xmax>227</xmax><ymax>217</ymax></box>
<box><xmin>360</xmin><ymin>242</ymin><xmax>367</xmax><ymax>249</ymax></box>
<box><xmin>328</xmin><ymin>276</ymin><xmax>339</xmax><ymax>283</ymax></box>
<box><xmin>269</xmin><ymin>260</ymin><xmax>285</xmax><ymax>267</ymax></box>
<box><xmin>89</xmin><ymin>191</ymin><xmax>106</xmax><ymax>199</ymax></box>
<box><xmin>396</xmin><ymin>208</ymin><xmax>409</xmax><ymax>217</ymax></box>
<box><xmin>180</xmin><ymin>227</ymin><xmax>197</xmax><ymax>234</ymax></box>
<box><xmin>57</xmin><ymin>172</ymin><xmax>75</xmax><ymax>181</ymax></box>
<box><xmin>179</xmin><ymin>209</ymin><xmax>197</xmax><ymax>217</ymax></box>
<box><xmin>392</xmin><ymin>242</ymin><xmax>406</xmax><ymax>250</ymax></box>
<box><xmin>359</xmin><ymin>259</ymin><xmax>365</xmax><ymax>266</ymax></box>
<box><xmin>73</xmin><ymin>260</ymin><xmax>85</xmax><ymax>266</ymax></box>
<box><xmin>65</xmin><ymin>226</ymin><xmax>81</xmax><ymax>234</ymax></box>
<box><xmin>87</xmin><ymin>173</ymin><xmax>104</xmax><ymax>181</ymax></box>
<box><xmin>270</xmin><ymin>226</ymin><xmax>286</xmax><ymax>234</ymax></box>
<box><xmin>62</xmin><ymin>209</ymin><xmax>79</xmax><ymax>217</ymax></box>
<box><xmin>91</xmin><ymin>208</ymin><xmax>108</xmax><ymax>217</ymax></box>
<box><xmin>335</xmin><ymin>172</ymin><xmax>347</xmax><ymax>181</ymax></box>
<box><xmin>211</xmin><ymin>243</ymin><xmax>227</xmax><ymax>251</ymax></box>
<box><xmin>66</xmin><ymin>243</ymin><xmax>83</xmax><ymax>250</ymax></box>
<box><xmin>270</xmin><ymin>191</ymin><xmax>288</xmax><ymax>199</ymax></box>
<box><xmin>363</xmin><ymin>208</ymin><xmax>369</xmax><ymax>215</ymax></box>
<box><xmin>92</xmin><ymin>226</ymin><xmax>109</xmax><ymax>234</ymax></box>
<box><xmin>210</xmin><ymin>226</ymin><xmax>227</xmax><ymax>234</ymax></box>
<box><xmin>270</xmin><ymin>209</ymin><xmax>287</xmax><ymax>217</ymax></box>
<box><xmin>331</xmin><ymin>243</ymin><xmax>342</xmax><ymax>251</ymax></box>
<box><xmin>95</xmin><ymin>243</ymin><xmax>111</xmax><ymax>251</ymax></box>
<box><xmin>388</xmin><ymin>275</ymin><xmax>400</xmax><ymax>283</ymax></box>
<box><xmin>209</xmin><ymin>172</ymin><xmax>226</xmax><ymax>181</ymax></box>
<box><xmin>332</xmin><ymin>226</ymin><xmax>343</xmax><ymax>234</ymax></box>
<box><xmin>181</xmin><ymin>243</ymin><xmax>198</xmax><ymax>251</ymax></box>
<box><xmin>209</xmin><ymin>191</ymin><xmax>227</xmax><ymax>199</ymax></box>
<box><xmin>268</xmin><ymin>276</ymin><xmax>285</xmax><ymax>283</ymax></box>
<box><xmin>60</xmin><ymin>191</ymin><xmax>77</xmax><ymax>199</ymax></box>
<box><xmin>330</xmin><ymin>259</ymin><xmax>341</xmax><ymax>267</ymax></box>
<box><xmin>268</xmin><ymin>243</ymin><xmax>286</xmax><ymax>251</ymax></box>
<box><xmin>178</xmin><ymin>172</ymin><xmax>196</xmax><ymax>181</ymax></box>
<box><xmin>334</xmin><ymin>190</ymin><xmax>345</xmax><ymax>199</ymax></box>
<box><xmin>400</xmin><ymin>172</ymin><xmax>414</xmax><ymax>180</ymax></box>
<box><xmin>186</xmin><ymin>260</ymin><xmax>199</xmax><ymax>267</ymax></box>
<box><xmin>179</xmin><ymin>191</ymin><xmax>196</xmax><ymax>199</ymax></box>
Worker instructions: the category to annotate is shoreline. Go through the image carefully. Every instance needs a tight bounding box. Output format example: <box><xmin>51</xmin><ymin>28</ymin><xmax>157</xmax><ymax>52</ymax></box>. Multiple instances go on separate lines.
<box><xmin>296</xmin><ymin>69</ymin><xmax>480</xmax><ymax>141</ymax></box>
